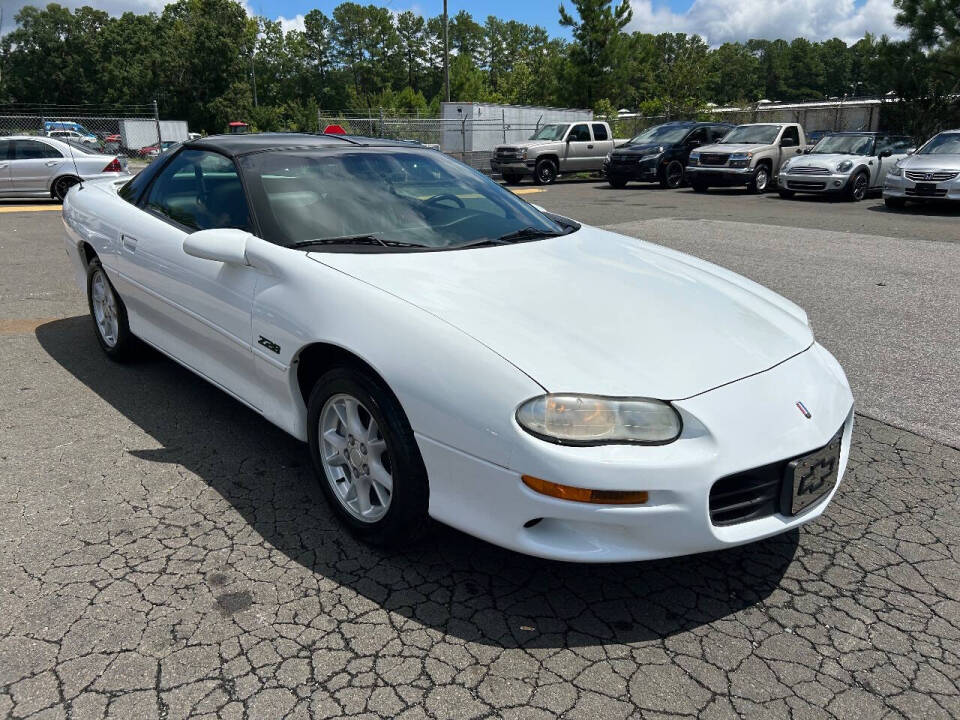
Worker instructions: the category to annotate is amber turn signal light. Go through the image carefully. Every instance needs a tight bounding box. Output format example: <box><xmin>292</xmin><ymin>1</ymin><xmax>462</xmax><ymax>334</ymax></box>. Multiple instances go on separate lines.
<box><xmin>522</xmin><ymin>475</ymin><xmax>649</xmax><ymax>505</ymax></box>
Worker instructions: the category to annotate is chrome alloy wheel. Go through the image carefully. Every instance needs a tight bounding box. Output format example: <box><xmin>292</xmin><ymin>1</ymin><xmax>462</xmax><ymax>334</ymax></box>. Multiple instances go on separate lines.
<box><xmin>852</xmin><ymin>173</ymin><xmax>868</xmax><ymax>201</ymax></box>
<box><xmin>90</xmin><ymin>269</ymin><xmax>119</xmax><ymax>347</ymax></box>
<box><xmin>319</xmin><ymin>393</ymin><xmax>393</xmax><ymax>522</ymax></box>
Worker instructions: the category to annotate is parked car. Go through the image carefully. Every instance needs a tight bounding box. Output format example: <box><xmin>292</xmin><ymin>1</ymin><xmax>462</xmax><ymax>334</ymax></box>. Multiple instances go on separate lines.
<box><xmin>686</xmin><ymin>123</ymin><xmax>807</xmax><ymax>193</ymax></box>
<box><xmin>884</xmin><ymin>129</ymin><xmax>960</xmax><ymax>208</ymax></box>
<box><xmin>44</xmin><ymin>120</ymin><xmax>98</xmax><ymax>144</ymax></box>
<box><xmin>777</xmin><ymin>132</ymin><xmax>914</xmax><ymax>201</ymax></box>
<box><xmin>491</xmin><ymin>121</ymin><xmax>628</xmax><ymax>185</ymax></box>
<box><xmin>0</xmin><ymin>135</ymin><xmax>128</xmax><ymax>201</ymax></box>
<box><xmin>138</xmin><ymin>140</ymin><xmax>178</xmax><ymax>158</ymax></box>
<box><xmin>603</xmin><ymin>121</ymin><xmax>735</xmax><ymax>189</ymax></box>
<box><xmin>47</xmin><ymin>129</ymin><xmax>99</xmax><ymax>147</ymax></box>
<box><xmin>62</xmin><ymin>133</ymin><xmax>854</xmax><ymax>562</ymax></box>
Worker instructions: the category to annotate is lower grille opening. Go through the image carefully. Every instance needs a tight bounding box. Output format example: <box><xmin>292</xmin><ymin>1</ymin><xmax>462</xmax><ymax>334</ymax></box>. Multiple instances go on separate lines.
<box><xmin>709</xmin><ymin>461</ymin><xmax>785</xmax><ymax>526</ymax></box>
<box><xmin>788</xmin><ymin>181</ymin><xmax>828</xmax><ymax>190</ymax></box>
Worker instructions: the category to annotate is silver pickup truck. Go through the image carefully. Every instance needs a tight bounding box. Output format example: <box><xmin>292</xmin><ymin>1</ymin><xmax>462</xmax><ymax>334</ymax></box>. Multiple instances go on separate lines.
<box><xmin>686</xmin><ymin>123</ymin><xmax>806</xmax><ymax>193</ymax></box>
<box><xmin>491</xmin><ymin>121</ymin><xmax>627</xmax><ymax>185</ymax></box>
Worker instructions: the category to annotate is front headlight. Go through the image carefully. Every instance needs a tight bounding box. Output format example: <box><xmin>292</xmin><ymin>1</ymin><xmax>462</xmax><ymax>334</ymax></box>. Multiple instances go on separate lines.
<box><xmin>730</xmin><ymin>152</ymin><xmax>752</xmax><ymax>160</ymax></box>
<box><xmin>887</xmin><ymin>165</ymin><xmax>902</xmax><ymax>177</ymax></box>
<box><xmin>516</xmin><ymin>394</ymin><xmax>682</xmax><ymax>445</ymax></box>
<box><xmin>689</xmin><ymin>152</ymin><xmax>700</xmax><ymax>165</ymax></box>
<box><xmin>520</xmin><ymin>148</ymin><xmax>527</xmax><ymax>160</ymax></box>
<box><xmin>605</xmin><ymin>152</ymin><xmax>611</xmax><ymax>162</ymax></box>
<box><xmin>837</xmin><ymin>160</ymin><xmax>853</xmax><ymax>173</ymax></box>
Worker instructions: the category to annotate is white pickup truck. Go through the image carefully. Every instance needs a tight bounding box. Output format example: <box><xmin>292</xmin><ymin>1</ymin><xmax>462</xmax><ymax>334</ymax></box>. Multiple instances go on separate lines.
<box><xmin>491</xmin><ymin>121</ymin><xmax>628</xmax><ymax>185</ymax></box>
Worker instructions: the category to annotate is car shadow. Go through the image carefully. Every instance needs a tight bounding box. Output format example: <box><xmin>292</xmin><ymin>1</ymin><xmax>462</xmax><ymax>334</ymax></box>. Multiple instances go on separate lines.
<box><xmin>865</xmin><ymin>200</ymin><xmax>960</xmax><ymax>217</ymax></box>
<box><xmin>36</xmin><ymin>316</ymin><xmax>798</xmax><ymax>649</ymax></box>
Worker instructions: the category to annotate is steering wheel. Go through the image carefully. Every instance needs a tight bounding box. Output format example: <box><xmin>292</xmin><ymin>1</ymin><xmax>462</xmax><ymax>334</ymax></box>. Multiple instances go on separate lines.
<box><xmin>424</xmin><ymin>193</ymin><xmax>466</xmax><ymax>209</ymax></box>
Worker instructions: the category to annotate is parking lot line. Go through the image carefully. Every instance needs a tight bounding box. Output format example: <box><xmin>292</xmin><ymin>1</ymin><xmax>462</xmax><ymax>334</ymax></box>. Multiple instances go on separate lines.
<box><xmin>0</xmin><ymin>205</ymin><xmax>62</xmax><ymax>213</ymax></box>
<box><xmin>512</xmin><ymin>188</ymin><xmax>544</xmax><ymax>195</ymax></box>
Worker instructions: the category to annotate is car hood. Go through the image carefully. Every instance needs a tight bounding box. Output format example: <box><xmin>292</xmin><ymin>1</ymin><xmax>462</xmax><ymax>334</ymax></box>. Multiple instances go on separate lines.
<box><xmin>788</xmin><ymin>153</ymin><xmax>863</xmax><ymax>168</ymax></box>
<box><xmin>499</xmin><ymin>140</ymin><xmax>559</xmax><ymax>150</ymax></box>
<box><xmin>697</xmin><ymin>143</ymin><xmax>769</xmax><ymax>154</ymax></box>
<box><xmin>615</xmin><ymin>142</ymin><xmax>672</xmax><ymax>155</ymax></box>
<box><xmin>308</xmin><ymin>227</ymin><xmax>813</xmax><ymax>399</ymax></box>
<box><xmin>899</xmin><ymin>154</ymin><xmax>960</xmax><ymax>170</ymax></box>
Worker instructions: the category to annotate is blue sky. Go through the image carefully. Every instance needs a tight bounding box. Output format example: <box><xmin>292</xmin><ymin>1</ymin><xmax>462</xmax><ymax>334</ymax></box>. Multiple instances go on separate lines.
<box><xmin>2</xmin><ymin>0</ymin><xmax>902</xmax><ymax>45</ymax></box>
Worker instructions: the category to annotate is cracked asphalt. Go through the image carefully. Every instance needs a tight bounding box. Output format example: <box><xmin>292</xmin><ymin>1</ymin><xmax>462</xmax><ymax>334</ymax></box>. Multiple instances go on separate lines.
<box><xmin>1</xmin><ymin>196</ymin><xmax>959</xmax><ymax>719</ymax></box>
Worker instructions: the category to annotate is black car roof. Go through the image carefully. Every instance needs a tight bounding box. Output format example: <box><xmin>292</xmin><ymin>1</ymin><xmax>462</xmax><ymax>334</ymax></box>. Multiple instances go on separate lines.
<box><xmin>822</xmin><ymin>131</ymin><xmax>905</xmax><ymax>136</ymax></box>
<box><xmin>184</xmin><ymin>133</ymin><xmax>426</xmax><ymax>158</ymax></box>
<box><xmin>653</xmin><ymin>120</ymin><xmax>733</xmax><ymax>127</ymax></box>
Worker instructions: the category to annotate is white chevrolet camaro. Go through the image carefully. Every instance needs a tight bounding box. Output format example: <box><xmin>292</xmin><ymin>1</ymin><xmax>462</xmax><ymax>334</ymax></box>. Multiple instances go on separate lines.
<box><xmin>62</xmin><ymin>134</ymin><xmax>854</xmax><ymax>563</ymax></box>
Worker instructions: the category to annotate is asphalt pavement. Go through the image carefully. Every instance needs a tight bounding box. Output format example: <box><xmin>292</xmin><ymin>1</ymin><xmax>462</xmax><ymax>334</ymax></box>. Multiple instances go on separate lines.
<box><xmin>0</xmin><ymin>192</ymin><xmax>958</xmax><ymax>719</ymax></box>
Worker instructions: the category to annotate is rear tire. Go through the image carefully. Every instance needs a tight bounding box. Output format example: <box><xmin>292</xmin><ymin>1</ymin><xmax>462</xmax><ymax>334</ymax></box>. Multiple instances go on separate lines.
<box><xmin>884</xmin><ymin>196</ymin><xmax>907</xmax><ymax>210</ymax></box>
<box><xmin>86</xmin><ymin>259</ymin><xmax>137</xmax><ymax>361</ymax></box>
<box><xmin>533</xmin><ymin>158</ymin><xmax>558</xmax><ymax>185</ymax></box>
<box><xmin>607</xmin><ymin>175</ymin><xmax>628</xmax><ymax>189</ymax></box>
<box><xmin>52</xmin><ymin>175</ymin><xmax>80</xmax><ymax>202</ymax></box>
<box><xmin>502</xmin><ymin>173</ymin><xmax>523</xmax><ymax>185</ymax></box>
<box><xmin>307</xmin><ymin>367</ymin><xmax>430</xmax><ymax>546</ymax></box>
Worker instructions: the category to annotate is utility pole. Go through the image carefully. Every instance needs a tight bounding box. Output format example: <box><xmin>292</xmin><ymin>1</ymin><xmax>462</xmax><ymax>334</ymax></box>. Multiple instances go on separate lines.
<box><xmin>443</xmin><ymin>0</ymin><xmax>450</xmax><ymax>103</ymax></box>
<box><xmin>250</xmin><ymin>51</ymin><xmax>258</xmax><ymax>108</ymax></box>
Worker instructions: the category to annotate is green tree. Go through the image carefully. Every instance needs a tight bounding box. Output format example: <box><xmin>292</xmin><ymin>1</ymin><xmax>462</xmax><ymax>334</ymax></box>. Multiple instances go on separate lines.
<box><xmin>558</xmin><ymin>0</ymin><xmax>632</xmax><ymax>106</ymax></box>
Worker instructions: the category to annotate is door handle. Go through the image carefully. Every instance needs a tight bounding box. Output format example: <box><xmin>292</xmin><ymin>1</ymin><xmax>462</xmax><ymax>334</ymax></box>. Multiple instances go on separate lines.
<box><xmin>45</xmin><ymin>161</ymin><xmax>60</xmax><ymax>166</ymax></box>
<box><xmin>0</xmin><ymin>163</ymin><xmax>6</xmax><ymax>169</ymax></box>
<box><xmin>122</xmin><ymin>235</ymin><xmax>138</xmax><ymax>252</ymax></box>
<box><xmin>587</xmin><ymin>144</ymin><xmax>594</xmax><ymax>149</ymax></box>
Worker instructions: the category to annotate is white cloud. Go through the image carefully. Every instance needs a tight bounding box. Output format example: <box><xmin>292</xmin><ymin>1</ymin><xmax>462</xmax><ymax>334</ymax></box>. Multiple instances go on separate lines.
<box><xmin>627</xmin><ymin>0</ymin><xmax>906</xmax><ymax>45</ymax></box>
<box><xmin>277</xmin><ymin>13</ymin><xmax>306</xmax><ymax>33</ymax></box>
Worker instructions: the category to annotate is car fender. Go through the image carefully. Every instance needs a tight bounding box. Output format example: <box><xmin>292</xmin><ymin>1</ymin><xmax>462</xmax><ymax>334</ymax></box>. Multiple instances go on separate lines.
<box><xmin>243</xmin><ymin>238</ymin><xmax>544</xmax><ymax>470</ymax></box>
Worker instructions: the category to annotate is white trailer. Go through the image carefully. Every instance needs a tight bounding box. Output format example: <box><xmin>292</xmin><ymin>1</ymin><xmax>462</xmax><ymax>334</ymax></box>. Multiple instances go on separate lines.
<box><xmin>440</xmin><ymin>102</ymin><xmax>593</xmax><ymax>154</ymax></box>
<box><xmin>119</xmin><ymin>119</ymin><xmax>190</xmax><ymax>150</ymax></box>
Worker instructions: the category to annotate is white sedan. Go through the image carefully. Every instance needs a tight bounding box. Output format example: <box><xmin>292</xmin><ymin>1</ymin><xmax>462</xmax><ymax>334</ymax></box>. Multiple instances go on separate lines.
<box><xmin>1</xmin><ymin>135</ymin><xmax>128</xmax><ymax>201</ymax></box>
<box><xmin>62</xmin><ymin>134</ymin><xmax>854</xmax><ymax>563</ymax></box>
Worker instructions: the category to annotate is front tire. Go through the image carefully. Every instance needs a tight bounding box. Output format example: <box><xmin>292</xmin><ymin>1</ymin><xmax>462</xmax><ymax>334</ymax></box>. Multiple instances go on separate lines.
<box><xmin>660</xmin><ymin>160</ymin><xmax>685</xmax><ymax>189</ymax></box>
<box><xmin>847</xmin><ymin>171</ymin><xmax>869</xmax><ymax>202</ymax></box>
<box><xmin>52</xmin><ymin>175</ymin><xmax>80</xmax><ymax>202</ymax></box>
<box><xmin>884</xmin><ymin>196</ymin><xmax>907</xmax><ymax>210</ymax></box>
<box><xmin>502</xmin><ymin>173</ymin><xmax>523</xmax><ymax>185</ymax></box>
<box><xmin>307</xmin><ymin>368</ymin><xmax>429</xmax><ymax>546</ymax></box>
<box><xmin>607</xmin><ymin>175</ymin><xmax>628</xmax><ymax>189</ymax></box>
<box><xmin>533</xmin><ymin>158</ymin><xmax>558</xmax><ymax>185</ymax></box>
<box><xmin>747</xmin><ymin>165</ymin><xmax>771</xmax><ymax>193</ymax></box>
<box><xmin>86</xmin><ymin>259</ymin><xmax>137</xmax><ymax>361</ymax></box>
<box><xmin>778</xmin><ymin>189</ymin><xmax>795</xmax><ymax>199</ymax></box>
<box><xmin>691</xmin><ymin>178</ymin><xmax>709</xmax><ymax>193</ymax></box>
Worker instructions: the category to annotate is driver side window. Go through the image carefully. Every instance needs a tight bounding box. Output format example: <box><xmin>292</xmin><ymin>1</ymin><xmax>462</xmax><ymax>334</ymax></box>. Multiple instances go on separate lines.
<box><xmin>781</xmin><ymin>126</ymin><xmax>800</xmax><ymax>146</ymax></box>
<box><xmin>686</xmin><ymin>128</ymin><xmax>708</xmax><ymax>144</ymax></box>
<box><xmin>145</xmin><ymin>149</ymin><xmax>249</xmax><ymax>231</ymax></box>
<box><xmin>568</xmin><ymin>124</ymin><xmax>591</xmax><ymax>142</ymax></box>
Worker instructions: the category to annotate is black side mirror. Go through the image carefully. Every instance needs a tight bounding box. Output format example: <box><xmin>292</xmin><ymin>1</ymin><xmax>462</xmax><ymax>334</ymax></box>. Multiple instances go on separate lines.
<box><xmin>802</xmin><ymin>148</ymin><xmax>811</xmax><ymax>154</ymax></box>
<box><xmin>878</xmin><ymin>149</ymin><xmax>892</xmax><ymax>158</ymax></box>
<box><xmin>565</xmin><ymin>136</ymin><xmax>572</xmax><ymax>143</ymax></box>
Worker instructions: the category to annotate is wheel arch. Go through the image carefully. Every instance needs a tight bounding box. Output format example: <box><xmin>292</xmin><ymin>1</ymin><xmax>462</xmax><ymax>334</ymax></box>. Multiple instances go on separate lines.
<box><xmin>294</xmin><ymin>341</ymin><xmax>406</xmax><ymax>420</ymax></box>
<box><xmin>535</xmin><ymin>153</ymin><xmax>559</xmax><ymax>167</ymax></box>
<box><xmin>49</xmin><ymin>173</ymin><xmax>81</xmax><ymax>199</ymax></box>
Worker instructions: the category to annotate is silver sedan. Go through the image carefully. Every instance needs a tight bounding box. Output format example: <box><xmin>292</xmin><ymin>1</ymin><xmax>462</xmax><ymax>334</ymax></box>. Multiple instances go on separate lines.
<box><xmin>0</xmin><ymin>135</ymin><xmax>129</xmax><ymax>202</ymax></box>
<box><xmin>884</xmin><ymin>129</ymin><xmax>960</xmax><ymax>208</ymax></box>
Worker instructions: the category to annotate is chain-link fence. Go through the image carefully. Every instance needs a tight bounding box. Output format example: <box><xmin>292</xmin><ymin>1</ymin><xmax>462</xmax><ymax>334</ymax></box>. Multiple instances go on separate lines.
<box><xmin>319</xmin><ymin>110</ymin><xmax>566</xmax><ymax>173</ymax></box>
<box><xmin>0</xmin><ymin>103</ymin><xmax>171</xmax><ymax>163</ymax></box>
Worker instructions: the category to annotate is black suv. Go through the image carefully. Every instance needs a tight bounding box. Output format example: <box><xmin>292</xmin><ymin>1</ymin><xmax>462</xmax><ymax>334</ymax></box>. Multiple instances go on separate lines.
<box><xmin>604</xmin><ymin>121</ymin><xmax>735</xmax><ymax>189</ymax></box>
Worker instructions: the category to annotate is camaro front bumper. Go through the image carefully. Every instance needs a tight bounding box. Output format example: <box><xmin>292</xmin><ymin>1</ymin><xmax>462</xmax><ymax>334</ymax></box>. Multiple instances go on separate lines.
<box><xmin>883</xmin><ymin>174</ymin><xmax>960</xmax><ymax>202</ymax></box>
<box><xmin>419</xmin><ymin>343</ymin><xmax>853</xmax><ymax>563</ymax></box>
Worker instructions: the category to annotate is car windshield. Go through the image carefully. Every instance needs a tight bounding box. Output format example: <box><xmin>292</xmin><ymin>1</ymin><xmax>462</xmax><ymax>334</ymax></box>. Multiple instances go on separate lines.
<box><xmin>530</xmin><ymin>124</ymin><xmax>569</xmax><ymax>141</ymax></box>
<box><xmin>240</xmin><ymin>148</ymin><xmax>571</xmax><ymax>251</ymax></box>
<box><xmin>812</xmin><ymin>135</ymin><xmax>875</xmax><ymax>155</ymax></box>
<box><xmin>628</xmin><ymin>124</ymin><xmax>690</xmax><ymax>145</ymax></box>
<box><xmin>918</xmin><ymin>133</ymin><xmax>960</xmax><ymax>155</ymax></box>
<box><xmin>720</xmin><ymin>125</ymin><xmax>781</xmax><ymax>144</ymax></box>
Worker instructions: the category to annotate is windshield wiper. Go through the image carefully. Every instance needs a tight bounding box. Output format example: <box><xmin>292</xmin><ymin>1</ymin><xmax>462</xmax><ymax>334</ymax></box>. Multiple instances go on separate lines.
<box><xmin>291</xmin><ymin>234</ymin><xmax>425</xmax><ymax>249</ymax></box>
<box><xmin>497</xmin><ymin>226</ymin><xmax>566</xmax><ymax>243</ymax></box>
